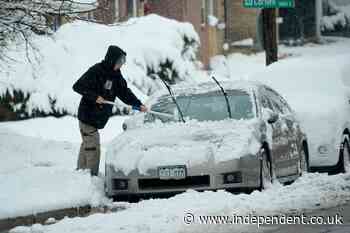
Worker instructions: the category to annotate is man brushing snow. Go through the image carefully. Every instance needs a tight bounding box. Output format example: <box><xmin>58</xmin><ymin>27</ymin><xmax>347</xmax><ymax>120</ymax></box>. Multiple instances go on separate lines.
<box><xmin>73</xmin><ymin>45</ymin><xmax>147</xmax><ymax>176</ymax></box>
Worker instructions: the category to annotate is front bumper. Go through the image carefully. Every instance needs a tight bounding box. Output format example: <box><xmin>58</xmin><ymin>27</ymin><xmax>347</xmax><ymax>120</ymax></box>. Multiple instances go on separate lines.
<box><xmin>105</xmin><ymin>154</ymin><xmax>261</xmax><ymax>198</ymax></box>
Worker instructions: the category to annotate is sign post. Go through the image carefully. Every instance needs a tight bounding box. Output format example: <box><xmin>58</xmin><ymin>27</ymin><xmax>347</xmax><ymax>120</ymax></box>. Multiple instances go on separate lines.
<box><xmin>243</xmin><ymin>0</ymin><xmax>295</xmax><ymax>66</ymax></box>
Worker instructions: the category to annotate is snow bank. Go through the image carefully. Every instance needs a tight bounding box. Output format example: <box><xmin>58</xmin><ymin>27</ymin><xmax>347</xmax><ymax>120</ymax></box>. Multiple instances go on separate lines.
<box><xmin>0</xmin><ymin>14</ymin><xmax>204</xmax><ymax>117</ymax></box>
<box><xmin>9</xmin><ymin>172</ymin><xmax>350</xmax><ymax>233</ymax></box>
<box><xmin>209</xmin><ymin>53</ymin><xmax>266</xmax><ymax>80</ymax></box>
<box><xmin>107</xmin><ymin>119</ymin><xmax>261</xmax><ymax>175</ymax></box>
<box><xmin>0</xmin><ymin>128</ymin><xmax>109</xmax><ymax>219</ymax></box>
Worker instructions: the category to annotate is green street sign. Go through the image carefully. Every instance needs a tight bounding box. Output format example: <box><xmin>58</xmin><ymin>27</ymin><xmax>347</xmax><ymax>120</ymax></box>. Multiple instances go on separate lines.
<box><xmin>243</xmin><ymin>0</ymin><xmax>295</xmax><ymax>8</ymax></box>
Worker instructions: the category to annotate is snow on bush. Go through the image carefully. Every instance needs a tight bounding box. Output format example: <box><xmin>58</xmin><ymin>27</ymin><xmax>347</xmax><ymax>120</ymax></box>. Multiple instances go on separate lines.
<box><xmin>321</xmin><ymin>0</ymin><xmax>350</xmax><ymax>31</ymax></box>
<box><xmin>0</xmin><ymin>14</ymin><xmax>204</xmax><ymax>119</ymax></box>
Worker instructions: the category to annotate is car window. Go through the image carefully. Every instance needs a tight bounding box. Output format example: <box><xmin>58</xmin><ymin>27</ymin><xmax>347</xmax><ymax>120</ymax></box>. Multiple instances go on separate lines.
<box><xmin>259</xmin><ymin>92</ymin><xmax>274</xmax><ymax>111</ymax></box>
<box><xmin>264</xmin><ymin>87</ymin><xmax>292</xmax><ymax>114</ymax></box>
<box><xmin>144</xmin><ymin>90</ymin><xmax>255</xmax><ymax>123</ymax></box>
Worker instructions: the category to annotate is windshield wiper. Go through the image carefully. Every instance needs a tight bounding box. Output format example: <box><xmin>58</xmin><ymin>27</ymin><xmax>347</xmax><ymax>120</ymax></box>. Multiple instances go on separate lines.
<box><xmin>211</xmin><ymin>76</ymin><xmax>232</xmax><ymax>119</ymax></box>
<box><xmin>159</xmin><ymin>79</ymin><xmax>186</xmax><ymax>123</ymax></box>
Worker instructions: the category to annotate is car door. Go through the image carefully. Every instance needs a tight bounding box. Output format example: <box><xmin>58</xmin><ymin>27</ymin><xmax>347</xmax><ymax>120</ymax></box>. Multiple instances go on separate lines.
<box><xmin>264</xmin><ymin>87</ymin><xmax>300</xmax><ymax>177</ymax></box>
<box><xmin>259</xmin><ymin>88</ymin><xmax>286</xmax><ymax>179</ymax></box>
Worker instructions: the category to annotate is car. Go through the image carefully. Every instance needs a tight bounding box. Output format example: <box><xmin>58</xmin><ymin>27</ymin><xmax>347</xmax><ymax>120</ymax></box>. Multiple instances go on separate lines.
<box><xmin>105</xmin><ymin>80</ymin><xmax>309</xmax><ymax>200</ymax></box>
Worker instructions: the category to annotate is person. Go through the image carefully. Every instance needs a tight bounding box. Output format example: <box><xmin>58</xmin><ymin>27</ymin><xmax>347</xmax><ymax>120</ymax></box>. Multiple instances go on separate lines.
<box><xmin>73</xmin><ymin>45</ymin><xmax>147</xmax><ymax>176</ymax></box>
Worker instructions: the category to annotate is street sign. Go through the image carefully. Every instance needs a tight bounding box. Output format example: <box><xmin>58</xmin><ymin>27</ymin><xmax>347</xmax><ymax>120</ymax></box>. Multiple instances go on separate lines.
<box><xmin>243</xmin><ymin>0</ymin><xmax>295</xmax><ymax>8</ymax></box>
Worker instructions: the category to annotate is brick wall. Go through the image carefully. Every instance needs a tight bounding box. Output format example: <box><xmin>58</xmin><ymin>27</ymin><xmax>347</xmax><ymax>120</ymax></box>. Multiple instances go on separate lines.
<box><xmin>225</xmin><ymin>0</ymin><xmax>258</xmax><ymax>43</ymax></box>
<box><xmin>94</xmin><ymin>0</ymin><xmax>117</xmax><ymax>24</ymax></box>
<box><xmin>148</xmin><ymin>0</ymin><xmax>185</xmax><ymax>21</ymax></box>
<box><xmin>148</xmin><ymin>0</ymin><xmax>215</xmax><ymax>67</ymax></box>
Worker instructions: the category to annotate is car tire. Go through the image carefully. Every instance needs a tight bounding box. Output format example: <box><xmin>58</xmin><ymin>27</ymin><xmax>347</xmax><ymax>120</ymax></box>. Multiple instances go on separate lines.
<box><xmin>260</xmin><ymin>148</ymin><xmax>273</xmax><ymax>190</ymax></box>
<box><xmin>340</xmin><ymin>139</ymin><xmax>350</xmax><ymax>173</ymax></box>
<box><xmin>298</xmin><ymin>143</ymin><xmax>309</xmax><ymax>176</ymax></box>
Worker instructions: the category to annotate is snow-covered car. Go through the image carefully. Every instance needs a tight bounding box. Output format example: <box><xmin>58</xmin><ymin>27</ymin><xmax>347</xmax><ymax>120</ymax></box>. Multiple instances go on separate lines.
<box><xmin>105</xmin><ymin>81</ymin><xmax>309</xmax><ymax>200</ymax></box>
<box><xmin>248</xmin><ymin>52</ymin><xmax>350</xmax><ymax>174</ymax></box>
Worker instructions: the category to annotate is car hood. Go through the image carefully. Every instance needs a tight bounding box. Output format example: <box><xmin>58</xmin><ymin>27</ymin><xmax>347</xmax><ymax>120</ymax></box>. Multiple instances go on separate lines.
<box><xmin>106</xmin><ymin>119</ymin><xmax>262</xmax><ymax>175</ymax></box>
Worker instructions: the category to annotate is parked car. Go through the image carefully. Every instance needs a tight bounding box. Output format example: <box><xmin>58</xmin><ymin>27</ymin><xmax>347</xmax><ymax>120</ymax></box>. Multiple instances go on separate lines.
<box><xmin>105</xmin><ymin>80</ymin><xmax>309</xmax><ymax>200</ymax></box>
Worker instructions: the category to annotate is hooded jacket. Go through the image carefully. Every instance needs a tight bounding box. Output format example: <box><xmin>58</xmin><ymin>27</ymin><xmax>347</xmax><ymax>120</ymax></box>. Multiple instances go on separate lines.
<box><xmin>73</xmin><ymin>45</ymin><xmax>142</xmax><ymax>129</ymax></box>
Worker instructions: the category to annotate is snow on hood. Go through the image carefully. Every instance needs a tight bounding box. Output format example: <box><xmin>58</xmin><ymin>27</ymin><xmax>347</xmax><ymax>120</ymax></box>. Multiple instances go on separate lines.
<box><xmin>106</xmin><ymin>119</ymin><xmax>262</xmax><ymax>175</ymax></box>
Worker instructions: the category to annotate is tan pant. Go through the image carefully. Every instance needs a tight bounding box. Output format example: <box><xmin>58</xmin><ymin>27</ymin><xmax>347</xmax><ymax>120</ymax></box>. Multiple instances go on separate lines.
<box><xmin>77</xmin><ymin>121</ymin><xmax>100</xmax><ymax>176</ymax></box>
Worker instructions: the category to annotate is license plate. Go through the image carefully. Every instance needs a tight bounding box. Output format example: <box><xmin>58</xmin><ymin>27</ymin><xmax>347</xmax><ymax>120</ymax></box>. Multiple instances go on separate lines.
<box><xmin>158</xmin><ymin>165</ymin><xmax>187</xmax><ymax>180</ymax></box>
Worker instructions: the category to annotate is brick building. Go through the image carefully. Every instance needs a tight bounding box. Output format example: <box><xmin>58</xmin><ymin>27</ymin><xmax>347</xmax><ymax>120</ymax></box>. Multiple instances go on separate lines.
<box><xmin>93</xmin><ymin>0</ymin><xmax>260</xmax><ymax>66</ymax></box>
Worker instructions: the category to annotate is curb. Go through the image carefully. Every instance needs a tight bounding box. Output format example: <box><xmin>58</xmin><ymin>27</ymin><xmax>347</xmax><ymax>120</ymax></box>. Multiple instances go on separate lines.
<box><xmin>0</xmin><ymin>206</ymin><xmax>91</xmax><ymax>232</ymax></box>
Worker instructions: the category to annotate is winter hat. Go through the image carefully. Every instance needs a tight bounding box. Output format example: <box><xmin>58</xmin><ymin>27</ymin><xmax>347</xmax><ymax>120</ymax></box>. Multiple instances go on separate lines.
<box><xmin>103</xmin><ymin>45</ymin><xmax>127</xmax><ymax>70</ymax></box>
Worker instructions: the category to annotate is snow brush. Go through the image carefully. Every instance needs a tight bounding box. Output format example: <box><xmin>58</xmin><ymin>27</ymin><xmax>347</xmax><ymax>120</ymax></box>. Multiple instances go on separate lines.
<box><xmin>102</xmin><ymin>100</ymin><xmax>175</xmax><ymax>119</ymax></box>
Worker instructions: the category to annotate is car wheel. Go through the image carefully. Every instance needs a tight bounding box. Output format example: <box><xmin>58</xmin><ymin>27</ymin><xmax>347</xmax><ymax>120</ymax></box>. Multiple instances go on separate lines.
<box><xmin>260</xmin><ymin>149</ymin><xmax>273</xmax><ymax>190</ymax></box>
<box><xmin>341</xmin><ymin>140</ymin><xmax>350</xmax><ymax>173</ymax></box>
<box><xmin>298</xmin><ymin>144</ymin><xmax>309</xmax><ymax>176</ymax></box>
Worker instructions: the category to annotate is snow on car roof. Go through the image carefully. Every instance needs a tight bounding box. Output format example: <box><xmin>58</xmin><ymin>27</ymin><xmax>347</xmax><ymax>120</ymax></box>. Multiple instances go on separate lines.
<box><xmin>149</xmin><ymin>80</ymin><xmax>262</xmax><ymax>100</ymax></box>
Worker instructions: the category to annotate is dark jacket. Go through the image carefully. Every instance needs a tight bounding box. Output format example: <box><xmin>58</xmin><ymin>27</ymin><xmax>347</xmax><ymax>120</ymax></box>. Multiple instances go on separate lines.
<box><xmin>73</xmin><ymin>46</ymin><xmax>142</xmax><ymax>129</ymax></box>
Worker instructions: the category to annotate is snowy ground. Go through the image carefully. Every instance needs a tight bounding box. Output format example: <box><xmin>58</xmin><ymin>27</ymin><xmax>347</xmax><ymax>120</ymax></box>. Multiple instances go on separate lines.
<box><xmin>8</xmin><ymin>173</ymin><xmax>350</xmax><ymax>233</ymax></box>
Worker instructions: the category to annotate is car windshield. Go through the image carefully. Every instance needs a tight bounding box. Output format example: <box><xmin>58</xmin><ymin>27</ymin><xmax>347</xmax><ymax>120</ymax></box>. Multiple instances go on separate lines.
<box><xmin>144</xmin><ymin>90</ymin><xmax>255</xmax><ymax>123</ymax></box>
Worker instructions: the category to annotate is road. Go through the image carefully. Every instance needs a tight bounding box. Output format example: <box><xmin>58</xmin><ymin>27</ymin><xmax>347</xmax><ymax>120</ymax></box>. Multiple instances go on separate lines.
<box><xmin>259</xmin><ymin>202</ymin><xmax>350</xmax><ymax>233</ymax></box>
<box><xmin>2</xmin><ymin>202</ymin><xmax>350</xmax><ymax>233</ymax></box>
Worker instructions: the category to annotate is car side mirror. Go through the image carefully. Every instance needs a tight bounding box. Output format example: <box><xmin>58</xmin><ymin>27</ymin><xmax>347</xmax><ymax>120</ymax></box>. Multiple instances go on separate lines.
<box><xmin>262</xmin><ymin>108</ymin><xmax>279</xmax><ymax>124</ymax></box>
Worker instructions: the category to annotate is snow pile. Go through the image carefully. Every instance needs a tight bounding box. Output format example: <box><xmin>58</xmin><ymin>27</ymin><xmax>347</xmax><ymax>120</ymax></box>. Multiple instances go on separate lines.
<box><xmin>209</xmin><ymin>53</ymin><xmax>266</xmax><ymax>80</ymax></box>
<box><xmin>0</xmin><ymin>127</ymin><xmax>109</xmax><ymax>219</ymax></box>
<box><xmin>9</xmin><ymin>172</ymin><xmax>350</xmax><ymax>233</ymax></box>
<box><xmin>0</xmin><ymin>14</ymin><xmax>203</xmax><ymax>117</ymax></box>
<box><xmin>207</xmin><ymin>15</ymin><xmax>219</xmax><ymax>27</ymax></box>
<box><xmin>107</xmin><ymin>119</ymin><xmax>261</xmax><ymax>175</ymax></box>
<box><xmin>322</xmin><ymin>0</ymin><xmax>350</xmax><ymax>31</ymax></box>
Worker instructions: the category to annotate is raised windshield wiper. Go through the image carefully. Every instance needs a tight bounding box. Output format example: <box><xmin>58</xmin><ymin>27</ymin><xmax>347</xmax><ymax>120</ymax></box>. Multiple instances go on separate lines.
<box><xmin>159</xmin><ymin>79</ymin><xmax>186</xmax><ymax>123</ymax></box>
<box><xmin>211</xmin><ymin>76</ymin><xmax>232</xmax><ymax>119</ymax></box>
